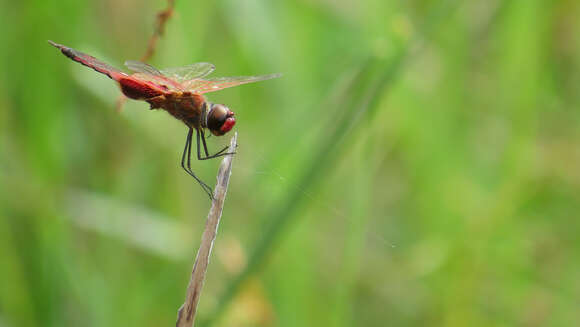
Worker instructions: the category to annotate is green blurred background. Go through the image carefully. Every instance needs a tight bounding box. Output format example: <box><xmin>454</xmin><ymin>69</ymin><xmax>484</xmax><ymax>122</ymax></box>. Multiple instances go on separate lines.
<box><xmin>1</xmin><ymin>0</ymin><xmax>580</xmax><ymax>326</ymax></box>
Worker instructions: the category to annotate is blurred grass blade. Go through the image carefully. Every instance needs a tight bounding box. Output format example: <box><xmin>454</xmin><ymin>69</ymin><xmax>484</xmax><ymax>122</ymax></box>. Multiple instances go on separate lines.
<box><xmin>200</xmin><ymin>2</ymin><xmax>463</xmax><ymax>325</ymax></box>
<box><xmin>201</xmin><ymin>56</ymin><xmax>401</xmax><ymax>327</ymax></box>
<box><xmin>66</xmin><ymin>189</ymin><xmax>193</xmax><ymax>260</ymax></box>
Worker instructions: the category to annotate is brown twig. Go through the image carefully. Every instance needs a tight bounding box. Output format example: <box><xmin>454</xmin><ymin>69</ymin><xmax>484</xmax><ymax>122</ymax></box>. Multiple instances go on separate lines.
<box><xmin>140</xmin><ymin>0</ymin><xmax>175</xmax><ymax>62</ymax></box>
<box><xmin>176</xmin><ymin>132</ymin><xmax>238</xmax><ymax>327</ymax></box>
<box><xmin>117</xmin><ymin>0</ymin><xmax>176</xmax><ymax>111</ymax></box>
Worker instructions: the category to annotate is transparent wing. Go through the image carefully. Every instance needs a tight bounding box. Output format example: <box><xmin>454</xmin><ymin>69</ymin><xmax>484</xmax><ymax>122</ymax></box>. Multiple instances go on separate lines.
<box><xmin>160</xmin><ymin>62</ymin><xmax>216</xmax><ymax>82</ymax></box>
<box><xmin>126</xmin><ymin>73</ymin><xmax>182</xmax><ymax>91</ymax></box>
<box><xmin>125</xmin><ymin>61</ymin><xmax>217</xmax><ymax>91</ymax></box>
<box><xmin>125</xmin><ymin>61</ymin><xmax>184</xmax><ymax>91</ymax></box>
<box><xmin>185</xmin><ymin>73</ymin><xmax>282</xmax><ymax>94</ymax></box>
<box><xmin>125</xmin><ymin>60</ymin><xmax>163</xmax><ymax>76</ymax></box>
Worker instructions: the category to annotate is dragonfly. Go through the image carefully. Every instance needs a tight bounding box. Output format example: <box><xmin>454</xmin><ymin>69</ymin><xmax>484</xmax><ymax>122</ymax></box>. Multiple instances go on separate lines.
<box><xmin>49</xmin><ymin>41</ymin><xmax>280</xmax><ymax>199</ymax></box>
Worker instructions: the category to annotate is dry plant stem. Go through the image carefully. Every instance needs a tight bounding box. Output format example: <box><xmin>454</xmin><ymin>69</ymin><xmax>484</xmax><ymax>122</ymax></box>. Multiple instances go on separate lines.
<box><xmin>117</xmin><ymin>0</ymin><xmax>175</xmax><ymax>111</ymax></box>
<box><xmin>176</xmin><ymin>132</ymin><xmax>238</xmax><ymax>327</ymax></box>
<box><xmin>141</xmin><ymin>0</ymin><xmax>175</xmax><ymax>62</ymax></box>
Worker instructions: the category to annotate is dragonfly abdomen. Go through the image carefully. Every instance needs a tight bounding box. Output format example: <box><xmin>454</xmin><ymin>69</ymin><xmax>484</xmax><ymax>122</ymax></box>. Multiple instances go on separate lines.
<box><xmin>119</xmin><ymin>78</ymin><xmax>166</xmax><ymax>100</ymax></box>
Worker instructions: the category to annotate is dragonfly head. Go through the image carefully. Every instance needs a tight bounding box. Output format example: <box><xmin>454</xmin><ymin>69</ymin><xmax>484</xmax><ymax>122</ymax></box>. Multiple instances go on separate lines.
<box><xmin>207</xmin><ymin>103</ymin><xmax>236</xmax><ymax>136</ymax></box>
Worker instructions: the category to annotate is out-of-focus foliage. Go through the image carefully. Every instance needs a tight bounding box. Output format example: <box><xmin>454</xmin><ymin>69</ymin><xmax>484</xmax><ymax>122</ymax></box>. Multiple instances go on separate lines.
<box><xmin>1</xmin><ymin>0</ymin><xmax>579</xmax><ymax>326</ymax></box>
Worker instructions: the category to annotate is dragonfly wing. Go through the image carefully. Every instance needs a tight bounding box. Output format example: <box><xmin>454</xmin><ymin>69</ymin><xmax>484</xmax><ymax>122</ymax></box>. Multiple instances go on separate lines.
<box><xmin>185</xmin><ymin>73</ymin><xmax>281</xmax><ymax>94</ymax></box>
<box><xmin>125</xmin><ymin>61</ymin><xmax>220</xmax><ymax>91</ymax></box>
<box><xmin>125</xmin><ymin>60</ymin><xmax>185</xmax><ymax>90</ymax></box>
<box><xmin>160</xmin><ymin>62</ymin><xmax>216</xmax><ymax>82</ymax></box>
<box><xmin>125</xmin><ymin>60</ymin><xmax>163</xmax><ymax>76</ymax></box>
<box><xmin>129</xmin><ymin>73</ymin><xmax>183</xmax><ymax>91</ymax></box>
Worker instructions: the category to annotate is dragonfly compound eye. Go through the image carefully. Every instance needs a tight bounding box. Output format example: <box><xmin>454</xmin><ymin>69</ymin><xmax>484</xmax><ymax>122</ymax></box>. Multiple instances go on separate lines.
<box><xmin>207</xmin><ymin>104</ymin><xmax>236</xmax><ymax>136</ymax></box>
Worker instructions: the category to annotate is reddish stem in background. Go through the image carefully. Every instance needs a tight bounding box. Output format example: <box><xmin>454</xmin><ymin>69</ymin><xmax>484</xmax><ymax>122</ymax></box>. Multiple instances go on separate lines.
<box><xmin>141</xmin><ymin>0</ymin><xmax>175</xmax><ymax>62</ymax></box>
<box><xmin>117</xmin><ymin>0</ymin><xmax>175</xmax><ymax>111</ymax></box>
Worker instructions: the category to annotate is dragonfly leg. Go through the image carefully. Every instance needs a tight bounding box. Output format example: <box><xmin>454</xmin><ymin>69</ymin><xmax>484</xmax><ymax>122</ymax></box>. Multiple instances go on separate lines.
<box><xmin>201</xmin><ymin>129</ymin><xmax>210</xmax><ymax>157</ymax></box>
<box><xmin>197</xmin><ymin>129</ymin><xmax>236</xmax><ymax>160</ymax></box>
<box><xmin>181</xmin><ymin>127</ymin><xmax>213</xmax><ymax>200</ymax></box>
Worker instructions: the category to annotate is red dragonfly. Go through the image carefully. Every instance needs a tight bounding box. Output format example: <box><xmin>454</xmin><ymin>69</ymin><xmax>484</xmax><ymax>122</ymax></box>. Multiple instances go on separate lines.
<box><xmin>49</xmin><ymin>41</ymin><xmax>280</xmax><ymax>199</ymax></box>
